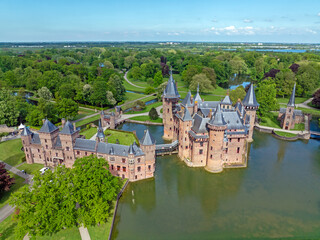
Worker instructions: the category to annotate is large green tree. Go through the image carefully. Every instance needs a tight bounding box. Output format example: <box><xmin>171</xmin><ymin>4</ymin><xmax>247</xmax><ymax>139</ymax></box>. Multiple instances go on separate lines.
<box><xmin>56</xmin><ymin>98</ymin><xmax>79</xmax><ymax>119</ymax></box>
<box><xmin>229</xmin><ymin>86</ymin><xmax>246</xmax><ymax>104</ymax></box>
<box><xmin>190</xmin><ymin>73</ymin><xmax>214</xmax><ymax>93</ymax></box>
<box><xmin>0</xmin><ymin>88</ymin><xmax>20</xmax><ymax>126</ymax></box>
<box><xmin>256</xmin><ymin>79</ymin><xmax>279</xmax><ymax>117</ymax></box>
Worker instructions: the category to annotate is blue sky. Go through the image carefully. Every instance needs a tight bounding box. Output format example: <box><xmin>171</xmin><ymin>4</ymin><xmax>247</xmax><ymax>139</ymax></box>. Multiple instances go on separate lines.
<box><xmin>0</xmin><ymin>0</ymin><xmax>320</xmax><ymax>43</ymax></box>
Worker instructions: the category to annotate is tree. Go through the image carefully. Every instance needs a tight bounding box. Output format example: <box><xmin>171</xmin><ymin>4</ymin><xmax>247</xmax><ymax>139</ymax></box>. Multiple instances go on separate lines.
<box><xmin>229</xmin><ymin>86</ymin><xmax>246</xmax><ymax>104</ymax></box>
<box><xmin>274</xmin><ymin>69</ymin><xmax>296</xmax><ymax>97</ymax></box>
<box><xmin>311</xmin><ymin>89</ymin><xmax>320</xmax><ymax>108</ymax></box>
<box><xmin>229</xmin><ymin>57</ymin><xmax>248</xmax><ymax>75</ymax></box>
<box><xmin>0</xmin><ymin>162</ymin><xmax>14</xmax><ymax>192</ymax></box>
<box><xmin>106</xmin><ymin>91</ymin><xmax>116</xmax><ymax>106</ymax></box>
<box><xmin>108</xmin><ymin>74</ymin><xmax>126</xmax><ymax>102</ymax></box>
<box><xmin>57</xmin><ymin>83</ymin><xmax>76</xmax><ymax>99</ymax></box>
<box><xmin>10</xmin><ymin>156</ymin><xmax>121</xmax><ymax>238</ymax></box>
<box><xmin>182</xmin><ymin>65</ymin><xmax>201</xmax><ymax>86</ymax></box>
<box><xmin>134</xmin><ymin>100</ymin><xmax>146</xmax><ymax>110</ymax></box>
<box><xmin>153</xmin><ymin>71</ymin><xmax>163</xmax><ymax>87</ymax></box>
<box><xmin>296</xmin><ymin>63</ymin><xmax>320</xmax><ymax>97</ymax></box>
<box><xmin>0</xmin><ymin>88</ymin><xmax>20</xmax><ymax>127</ymax></box>
<box><xmin>201</xmin><ymin>67</ymin><xmax>216</xmax><ymax>88</ymax></box>
<box><xmin>157</xmin><ymin>81</ymin><xmax>167</xmax><ymax>100</ymax></box>
<box><xmin>124</xmin><ymin>56</ymin><xmax>136</xmax><ymax>69</ymax></box>
<box><xmin>89</xmin><ymin>81</ymin><xmax>108</xmax><ymax>107</ymax></box>
<box><xmin>37</xmin><ymin>87</ymin><xmax>52</xmax><ymax>100</ymax></box>
<box><xmin>149</xmin><ymin>107</ymin><xmax>159</xmax><ymax>120</ymax></box>
<box><xmin>26</xmin><ymin>107</ymin><xmax>45</xmax><ymax>126</ymax></box>
<box><xmin>56</xmin><ymin>98</ymin><xmax>79</xmax><ymax>119</ymax></box>
<box><xmin>129</xmin><ymin>66</ymin><xmax>142</xmax><ymax>80</ymax></box>
<box><xmin>144</xmin><ymin>86</ymin><xmax>155</xmax><ymax>95</ymax></box>
<box><xmin>190</xmin><ymin>74</ymin><xmax>214</xmax><ymax>93</ymax></box>
<box><xmin>103</xmin><ymin>60</ymin><xmax>114</xmax><ymax>69</ymax></box>
<box><xmin>256</xmin><ymin>79</ymin><xmax>279</xmax><ymax>117</ymax></box>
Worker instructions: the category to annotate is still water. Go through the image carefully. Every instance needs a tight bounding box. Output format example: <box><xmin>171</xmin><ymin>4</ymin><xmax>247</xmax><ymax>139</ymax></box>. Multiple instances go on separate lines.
<box><xmin>112</xmin><ymin>123</ymin><xmax>320</xmax><ymax>239</ymax></box>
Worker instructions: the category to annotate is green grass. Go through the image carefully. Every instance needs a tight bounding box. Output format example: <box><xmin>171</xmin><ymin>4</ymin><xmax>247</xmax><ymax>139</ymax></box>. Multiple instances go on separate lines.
<box><xmin>0</xmin><ymin>139</ymin><xmax>25</xmax><ymax>166</ymax></box>
<box><xmin>72</xmin><ymin>109</ymin><xmax>96</xmax><ymax>121</ymax></box>
<box><xmin>80</xmin><ymin>127</ymin><xmax>97</xmax><ymax>139</ymax></box>
<box><xmin>75</xmin><ymin>115</ymin><xmax>100</xmax><ymax>127</ymax></box>
<box><xmin>260</xmin><ymin>112</ymin><xmax>281</xmax><ymax>129</ymax></box>
<box><xmin>0</xmin><ymin>214</ymin><xmax>18</xmax><ymax>240</ymax></box>
<box><xmin>274</xmin><ymin>131</ymin><xmax>297</xmax><ymax>138</ymax></box>
<box><xmin>129</xmin><ymin>116</ymin><xmax>163</xmax><ymax>123</ymax></box>
<box><xmin>292</xmin><ymin>123</ymin><xmax>305</xmax><ymax>131</ymax></box>
<box><xmin>104</xmin><ymin>129</ymin><xmax>138</xmax><ymax>146</ymax></box>
<box><xmin>0</xmin><ymin>173</ymin><xmax>25</xmax><ymax>209</ymax></box>
<box><xmin>17</xmin><ymin>163</ymin><xmax>44</xmax><ymax>175</ymax></box>
<box><xmin>297</xmin><ymin>107</ymin><xmax>320</xmax><ymax>116</ymax></box>
<box><xmin>29</xmin><ymin>227</ymin><xmax>82</xmax><ymax>240</ymax></box>
<box><xmin>123</xmin><ymin>80</ymin><xmax>145</xmax><ymax>92</ymax></box>
<box><xmin>202</xmin><ymin>95</ymin><xmax>224</xmax><ymax>101</ymax></box>
<box><xmin>124</xmin><ymin>91</ymin><xmax>145</xmax><ymax>102</ymax></box>
<box><xmin>277</xmin><ymin>97</ymin><xmax>309</xmax><ymax>104</ymax></box>
<box><xmin>124</xmin><ymin>101</ymin><xmax>162</xmax><ymax>114</ymax></box>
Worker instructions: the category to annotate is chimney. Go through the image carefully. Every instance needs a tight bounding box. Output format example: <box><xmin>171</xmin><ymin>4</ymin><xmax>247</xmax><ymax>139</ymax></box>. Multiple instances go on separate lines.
<box><xmin>194</xmin><ymin>101</ymin><xmax>198</xmax><ymax>114</ymax></box>
<box><xmin>61</xmin><ymin>118</ymin><xmax>66</xmax><ymax>128</ymax></box>
<box><xmin>73</xmin><ymin>123</ymin><xmax>76</xmax><ymax>131</ymax></box>
<box><xmin>208</xmin><ymin>109</ymin><xmax>212</xmax><ymax>119</ymax></box>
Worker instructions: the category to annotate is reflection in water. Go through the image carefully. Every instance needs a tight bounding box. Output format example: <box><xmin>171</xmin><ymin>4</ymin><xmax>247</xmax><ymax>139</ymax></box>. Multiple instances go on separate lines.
<box><xmin>112</xmin><ymin>124</ymin><xmax>320</xmax><ymax>240</ymax></box>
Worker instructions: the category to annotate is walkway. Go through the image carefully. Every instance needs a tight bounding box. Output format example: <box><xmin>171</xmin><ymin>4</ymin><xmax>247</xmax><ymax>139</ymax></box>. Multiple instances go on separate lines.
<box><xmin>124</xmin><ymin>71</ymin><xmax>145</xmax><ymax>89</ymax></box>
<box><xmin>79</xmin><ymin>225</ymin><xmax>91</xmax><ymax>240</ymax></box>
<box><xmin>255</xmin><ymin>124</ymin><xmax>309</xmax><ymax>135</ymax></box>
<box><xmin>296</xmin><ymin>97</ymin><xmax>318</xmax><ymax>110</ymax></box>
<box><xmin>116</xmin><ymin>105</ymin><xmax>163</xmax><ymax>123</ymax></box>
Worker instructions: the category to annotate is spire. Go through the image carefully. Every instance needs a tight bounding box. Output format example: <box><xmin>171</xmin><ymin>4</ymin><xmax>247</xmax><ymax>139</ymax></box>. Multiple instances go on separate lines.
<box><xmin>209</xmin><ymin>104</ymin><xmax>227</xmax><ymax>126</ymax></box>
<box><xmin>162</xmin><ymin>66</ymin><xmax>180</xmax><ymax>99</ymax></box>
<box><xmin>287</xmin><ymin>83</ymin><xmax>296</xmax><ymax>107</ymax></box>
<box><xmin>96</xmin><ymin>120</ymin><xmax>105</xmax><ymax>140</ymax></box>
<box><xmin>140</xmin><ymin>129</ymin><xmax>156</xmax><ymax>145</ymax></box>
<box><xmin>128</xmin><ymin>144</ymin><xmax>135</xmax><ymax>155</ymax></box>
<box><xmin>181</xmin><ymin>91</ymin><xmax>193</xmax><ymax>107</ymax></box>
<box><xmin>21</xmin><ymin>127</ymin><xmax>32</xmax><ymax>136</ymax></box>
<box><xmin>60</xmin><ymin>120</ymin><xmax>75</xmax><ymax>134</ymax></box>
<box><xmin>221</xmin><ymin>95</ymin><xmax>232</xmax><ymax>105</ymax></box>
<box><xmin>194</xmin><ymin>83</ymin><xmax>202</xmax><ymax>103</ymax></box>
<box><xmin>242</xmin><ymin>84</ymin><xmax>259</xmax><ymax>108</ymax></box>
<box><xmin>182</xmin><ymin>108</ymin><xmax>193</xmax><ymax>121</ymax></box>
<box><xmin>39</xmin><ymin>119</ymin><xmax>58</xmax><ymax>133</ymax></box>
<box><xmin>197</xmin><ymin>83</ymin><xmax>199</xmax><ymax>93</ymax></box>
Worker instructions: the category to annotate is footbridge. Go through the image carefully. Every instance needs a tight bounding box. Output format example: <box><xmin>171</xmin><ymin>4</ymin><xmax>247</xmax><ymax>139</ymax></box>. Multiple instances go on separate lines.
<box><xmin>156</xmin><ymin>140</ymin><xmax>179</xmax><ymax>156</ymax></box>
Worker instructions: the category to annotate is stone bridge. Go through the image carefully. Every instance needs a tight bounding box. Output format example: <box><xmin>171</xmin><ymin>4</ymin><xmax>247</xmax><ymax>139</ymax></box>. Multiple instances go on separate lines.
<box><xmin>156</xmin><ymin>140</ymin><xmax>179</xmax><ymax>156</ymax></box>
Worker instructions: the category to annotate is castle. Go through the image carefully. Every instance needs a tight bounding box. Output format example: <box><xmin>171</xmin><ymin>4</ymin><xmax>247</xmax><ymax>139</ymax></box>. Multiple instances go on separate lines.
<box><xmin>20</xmin><ymin>119</ymin><xmax>156</xmax><ymax>182</ymax></box>
<box><xmin>162</xmin><ymin>72</ymin><xmax>259</xmax><ymax>173</ymax></box>
<box><xmin>278</xmin><ymin>83</ymin><xmax>304</xmax><ymax>130</ymax></box>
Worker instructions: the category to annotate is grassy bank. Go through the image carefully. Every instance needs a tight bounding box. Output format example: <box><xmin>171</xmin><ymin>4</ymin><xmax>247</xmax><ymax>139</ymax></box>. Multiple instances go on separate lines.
<box><xmin>80</xmin><ymin>127</ymin><xmax>97</xmax><ymax>139</ymax></box>
<box><xmin>104</xmin><ymin>129</ymin><xmax>138</xmax><ymax>146</ymax></box>
<box><xmin>129</xmin><ymin>116</ymin><xmax>163</xmax><ymax>123</ymax></box>
<box><xmin>274</xmin><ymin>131</ymin><xmax>297</xmax><ymax>138</ymax></box>
<box><xmin>17</xmin><ymin>163</ymin><xmax>44</xmax><ymax>175</ymax></box>
<box><xmin>0</xmin><ymin>139</ymin><xmax>25</xmax><ymax>166</ymax></box>
<box><xmin>75</xmin><ymin>114</ymin><xmax>100</xmax><ymax>127</ymax></box>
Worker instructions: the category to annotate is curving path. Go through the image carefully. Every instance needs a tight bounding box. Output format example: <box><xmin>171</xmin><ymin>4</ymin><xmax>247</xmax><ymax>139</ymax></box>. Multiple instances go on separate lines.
<box><xmin>296</xmin><ymin>97</ymin><xmax>318</xmax><ymax>110</ymax></box>
<box><xmin>124</xmin><ymin>71</ymin><xmax>145</xmax><ymax>89</ymax></box>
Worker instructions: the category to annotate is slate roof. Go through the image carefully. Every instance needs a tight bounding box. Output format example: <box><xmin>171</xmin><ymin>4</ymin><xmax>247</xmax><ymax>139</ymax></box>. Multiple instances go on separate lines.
<box><xmin>163</xmin><ymin>69</ymin><xmax>180</xmax><ymax>99</ymax></box>
<box><xmin>97</xmin><ymin>142</ymin><xmax>144</xmax><ymax>157</ymax></box>
<box><xmin>31</xmin><ymin>133</ymin><xmax>41</xmax><ymax>144</ymax></box>
<box><xmin>194</xmin><ymin>83</ymin><xmax>202</xmax><ymax>103</ymax></box>
<box><xmin>198</xmin><ymin>101</ymin><xmax>219</xmax><ymax>117</ymax></box>
<box><xmin>181</xmin><ymin>91</ymin><xmax>193</xmax><ymax>107</ymax></box>
<box><xmin>60</xmin><ymin>121</ymin><xmax>75</xmax><ymax>135</ymax></box>
<box><xmin>140</xmin><ymin>129</ymin><xmax>155</xmax><ymax>145</ymax></box>
<box><xmin>287</xmin><ymin>83</ymin><xmax>296</xmax><ymax>107</ymax></box>
<box><xmin>191</xmin><ymin>114</ymin><xmax>209</xmax><ymax>133</ymax></box>
<box><xmin>222</xmin><ymin>111</ymin><xmax>245</xmax><ymax>130</ymax></box>
<box><xmin>74</xmin><ymin>138</ymin><xmax>96</xmax><ymax>152</ymax></box>
<box><xmin>221</xmin><ymin>95</ymin><xmax>232</xmax><ymax>105</ymax></box>
<box><xmin>54</xmin><ymin>136</ymin><xmax>62</xmax><ymax>148</ymax></box>
<box><xmin>39</xmin><ymin>119</ymin><xmax>59</xmax><ymax>133</ymax></box>
<box><xmin>242</xmin><ymin>84</ymin><xmax>259</xmax><ymax>108</ymax></box>
<box><xmin>209</xmin><ymin>104</ymin><xmax>227</xmax><ymax>126</ymax></box>
<box><xmin>182</xmin><ymin>108</ymin><xmax>193</xmax><ymax>122</ymax></box>
<box><xmin>96</xmin><ymin>120</ymin><xmax>105</xmax><ymax>139</ymax></box>
<box><xmin>21</xmin><ymin>127</ymin><xmax>32</xmax><ymax>136</ymax></box>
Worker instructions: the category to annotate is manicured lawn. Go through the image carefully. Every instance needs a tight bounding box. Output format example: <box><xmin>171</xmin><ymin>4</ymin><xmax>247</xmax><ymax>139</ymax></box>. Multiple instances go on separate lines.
<box><xmin>274</xmin><ymin>131</ymin><xmax>297</xmax><ymax>138</ymax></box>
<box><xmin>104</xmin><ymin>129</ymin><xmax>138</xmax><ymax>146</ymax></box>
<box><xmin>297</xmin><ymin>107</ymin><xmax>320</xmax><ymax>116</ymax></box>
<box><xmin>75</xmin><ymin>115</ymin><xmax>100</xmax><ymax>127</ymax></box>
<box><xmin>0</xmin><ymin>139</ymin><xmax>25</xmax><ymax>166</ymax></box>
<box><xmin>124</xmin><ymin>101</ymin><xmax>162</xmax><ymax>114</ymax></box>
<box><xmin>202</xmin><ymin>94</ymin><xmax>224</xmax><ymax>101</ymax></box>
<box><xmin>123</xmin><ymin>80</ymin><xmax>145</xmax><ymax>92</ymax></box>
<box><xmin>0</xmin><ymin>173</ymin><xmax>25</xmax><ymax>209</ymax></box>
<box><xmin>124</xmin><ymin>91</ymin><xmax>145</xmax><ymax>102</ymax></box>
<box><xmin>0</xmin><ymin>214</ymin><xmax>17</xmax><ymax>240</ymax></box>
<box><xmin>292</xmin><ymin>123</ymin><xmax>305</xmax><ymax>131</ymax></box>
<box><xmin>29</xmin><ymin>227</ymin><xmax>81</xmax><ymax>240</ymax></box>
<box><xmin>277</xmin><ymin>97</ymin><xmax>309</xmax><ymax>104</ymax></box>
<box><xmin>17</xmin><ymin>163</ymin><xmax>44</xmax><ymax>175</ymax></box>
<box><xmin>129</xmin><ymin>116</ymin><xmax>163</xmax><ymax>123</ymax></box>
<box><xmin>72</xmin><ymin>109</ymin><xmax>96</xmax><ymax>121</ymax></box>
<box><xmin>260</xmin><ymin>112</ymin><xmax>281</xmax><ymax>129</ymax></box>
<box><xmin>80</xmin><ymin>127</ymin><xmax>97</xmax><ymax>139</ymax></box>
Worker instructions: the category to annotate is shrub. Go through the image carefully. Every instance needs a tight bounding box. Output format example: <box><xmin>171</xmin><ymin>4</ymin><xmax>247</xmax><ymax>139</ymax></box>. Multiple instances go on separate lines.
<box><xmin>145</xmin><ymin>86</ymin><xmax>155</xmax><ymax>95</ymax></box>
<box><xmin>149</xmin><ymin>107</ymin><xmax>159</xmax><ymax>120</ymax></box>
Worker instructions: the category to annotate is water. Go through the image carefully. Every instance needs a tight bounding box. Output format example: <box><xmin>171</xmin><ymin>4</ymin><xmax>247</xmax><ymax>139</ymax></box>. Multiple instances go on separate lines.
<box><xmin>112</xmin><ymin>123</ymin><xmax>320</xmax><ymax>239</ymax></box>
<box><xmin>310</xmin><ymin>116</ymin><xmax>320</xmax><ymax>139</ymax></box>
<box><xmin>123</xmin><ymin>99</ymin><xmax>158</xmax><ymax>113</ymax></box>
<box><xmin>229</xmin><ymin>73</ymin><xmax>251</xmax><ymax>90</ymax></box>
<box><xmin>223</xmin><ymin>49</ymin><xmax>320</xmax><ymax>53</ymax></box>
<box><xmin>126</xmin><ymin>90</ymin><xmax>145</xmax><ymax>94</ymax></box>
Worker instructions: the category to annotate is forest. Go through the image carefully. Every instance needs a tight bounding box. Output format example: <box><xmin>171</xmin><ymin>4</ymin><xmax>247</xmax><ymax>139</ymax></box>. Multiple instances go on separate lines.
<box><xmin>0</xmin><ymin>44</ymin><xmax>319</xmax><ymax>127</ymax></box>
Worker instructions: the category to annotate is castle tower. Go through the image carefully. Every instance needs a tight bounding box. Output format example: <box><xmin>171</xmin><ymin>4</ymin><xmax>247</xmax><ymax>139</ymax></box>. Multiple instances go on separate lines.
<box><xmin>221</xmin><ymin>95</ymin><xmax>232</xmax><ymax>110</ymax></box>
<box><xmin>283</xmin><ymin>83</ymin><xmax>296</xmax><ymax>130</ymax></box>
<box><xmin>242</xmin><ymin>84</ymin><xmax>259</xmax><ymax>142</ymax></box>
<box><xmin>194</xmin><ymin>83</ymin><xmax>202</xmax><ymax>103</ymax></box>
<box><xmin>21</xmin><ymin>127</ymin><xmax>34</xmax><ymax>164</ymax></box>
<box><xmin>139</xmin><ymin>129</ymin><xmax>156</xmax><ymax>179</ymax></box>
<box><xmin>96</xmin><ymin>120</ymin><xmax>105</xmax><ymax>142</ymax></box>
<box><xmin>206</xmin><ymin>104</ymin><xmax>227</xmax><ymax>173</ymax></box>
<box><xmin>162</xmin><ymin>67</ymin><xmax>180</xmax><ymax>140</ymax></box>
<box><xmin>100</xmin><ymin>110</ymin><xmax>106</xmax><ymax>127</ymax></box>
<box><xmin>178</xmin><ymin>108</ymin><xmax>193</xmax><ymax>161</ymax></box>
<box><xmin>128</xmin><ymin>144</ymin><xmax>136</xmax><ymax>181</ymax></box>
<box><xmin>110</xmin><ymin>112</ymin><xmax>116</xmax><ymax>129</ymax></box>
<box><xmin>181</xmin><ymin>91</ymin><xmax>194</xmax><ymax>115</ymax></box>
<box><xmin>60</xmin><ymin>120</ymin><xmax>79</xmax><ymax>167</ymax></box>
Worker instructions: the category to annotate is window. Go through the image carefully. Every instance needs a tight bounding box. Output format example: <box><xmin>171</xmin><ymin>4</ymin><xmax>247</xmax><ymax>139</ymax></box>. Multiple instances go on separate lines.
<box><xmin>238</xmin><ymin>138</ymin><xmax>240</xmax><ymax>142</ymax></box>
<box><xmin>210</xmin><ymin>154</ymin><xmax>212</xmax><ymax>159</ymax></box>
<box><xmin>111</xmin><ymin>165</ymin><xmax>114</xmax><ymax>170</ymax></box>
<box><xmin>229</xmin><ymin>139</ymin><xmax>232</xmax><ymax>142</ymax></box>
<box><xmin>66</xmin><ymin>147</ymin><xmax>70</xmax><ymax>151</ymax></box>
<box><xmin>117</xmin><ymin>166</ymin><xmax>120</xmax><ymax>171</ymax></box>
<box><xmin>77</xmin><ymin>151</ymin><xmax>80</xmax><ymax>155</ymax></box>
<box><xmin>110</xmin><ymin>157</ymin><xmax>115</xmax><ymax>161</ymax></box>
<box><xmin>200</xmin><ymin>142</ymin><xmax>203</xmax><ymax>147</ymax></box>
<box><xmin>85</xmin><ymin>152</ymin><xmax>87</xmax><ymax>156</ymax></box>
<box><xmin>122</xmin><ymin>158</ymin><xmax>126</xmax><ymax>163</ymax></box>
<box><xmin>237</xmin><ymin>147</ymin><xmax>240</xmax><ymax>154</ymax></box>
<box><xmin>226</xmin><ymin>148</ymin><xmax>228</xmax><ymax>153</ymax></box>
<box><xmin>23</xmin><ymin>140</ymin><xmax>25</xmax><ymax>144</ymax></box>
<box><xmin>122</xmin><ymin>174</ymin><xmax>125</xmax><ymax>179</ymax></box>
<box><xmin>38</xmin><ymin>149</ymin><xmax>40</xmax><ymax>153</ymax></box>
<box><xmin>135</xmin><ymin>175</ymin><xmax>137</xmax><ymax>179</ymax></box>
<box><xmin>148</xmin><ymin>165</ymin><xmax>151</xmax><ymax>170</ymax></box>
<box><xmin>186</xmin><ymin>146</ymin><xmax>188</xmax><ymax>149</ymax></box>
<box><xmin>137</xmin><ymin>166</ymin><xmax>141</xmax><ymax>172</ymax></box>
<box><xmin>27</xmin><ymin>154</ymin><xmax>29</xmax><ymax>158</ymax></box>
<box><xmin>211</xmin><ymin>146</ymin><xmax>213</xmax><ymax>150</ymax></box>
<box><xmin>45</xmin><ymin>139</ymin><xmax>47</xmax><ymax>143</ymax></box>
<box><xmin>167</xmin><ymin>109</ymin><xmax>169</xmax><ymax>113</ymax></box>
<box><xmin>138</xmin><ymin>158</ymin><xmax>141</xmax><ymax>163</ymax></box>
<box><xmin>199</xmin><ymin>149</ymin><xmax>203</xmax><ymax>154</ymax></box>
<box><xmin>122</xmin><ymin>167</ymin><xmax>126</xmax><ymax>172</ymax></box>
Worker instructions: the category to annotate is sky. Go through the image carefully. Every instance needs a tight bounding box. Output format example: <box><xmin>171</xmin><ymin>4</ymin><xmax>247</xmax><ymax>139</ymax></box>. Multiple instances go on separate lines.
<box><xmin>0</xmin><ymin>0</ymin><xmax>320</xmax><ymax>43</ymax></box>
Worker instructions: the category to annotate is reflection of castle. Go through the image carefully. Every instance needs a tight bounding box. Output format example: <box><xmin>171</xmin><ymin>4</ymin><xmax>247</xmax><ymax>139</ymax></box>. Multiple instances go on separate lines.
<box><xmin>162</xmin><ymin>70</ymin><xmax>259</xmax><ymax>173</ymax></box>
<box><xmin>20</xmin><ymin>118</ymin><xmax>156</xmax><ymax>182</ymax></box>
<box><xmin>278</xmin><ymin>84</ymin><xmax>304</xmax><ymax>130</ymax></box>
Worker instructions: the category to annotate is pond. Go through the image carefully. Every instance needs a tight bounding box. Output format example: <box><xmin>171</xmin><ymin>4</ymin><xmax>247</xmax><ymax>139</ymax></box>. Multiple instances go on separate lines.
<box><xmin>112</xmin><ymin>123</ymin><xmax>320</xmax><ymax>240</ymax></box>
<box><xmin>229</xmin><ymin>73</ymin><xmax>251</xmax><ymax>90</ymax></box>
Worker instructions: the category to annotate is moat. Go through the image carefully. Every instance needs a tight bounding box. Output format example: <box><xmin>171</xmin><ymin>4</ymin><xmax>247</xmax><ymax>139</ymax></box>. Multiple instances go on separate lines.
<box><xmin>111</xmin><ymin>122</ymin><xmax>320</xmax><ymax>239</ymax></box>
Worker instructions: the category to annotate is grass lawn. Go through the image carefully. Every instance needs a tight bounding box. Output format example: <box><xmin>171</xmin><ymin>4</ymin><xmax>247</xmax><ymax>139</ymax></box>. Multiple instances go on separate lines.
<box><xmin>0</xmin><ymin>214</ymin><xmax>17</xmax><ymax>240</ymax></box>
<box><xmin>123</xmin><ymin>80</ymin><xmax>145</xmax><ymax>92</ymax></box>
<box><xmin>29</xmin><ymin>227</ymin><xmax>81</xmax><ymax>240</ymax></box>
<box><xmin>202</xmin><ymin>94</ymin><xmax>224</xmax><ymax>101</ymax></box>
<box><xmin>129</xmin><ymin>116</ymin><xmax>163</xmax><ymax>123</ymax></box>
<box><xmin>80</xmin><ymin>127</ymin><xmax>97</xmax><ymax>139</ymax></box>
<box><xmin>17</xmin><ymin>163</ymin><xmax>44</xmax><ymax>175</ymax></box>
<box><xmin>75</xmin><ymin>115</ymin><xmax>100</xmax><ymax>127</ymax></box>
<box><xmin>297</xmin><ymin>107</ymin><xmax>320</xmax><ymax>116</ymax></box>
<box><xmin>292</xmin><ymin>123</ymin><xmax>305</xmax><ymax>131</ymax></box>
<box><xmin>124</xmin><ymin>102</ymin><xmax>162</xmax><ymax>114</ymax></box>
<box><xmin>260</xmin><ymin>112</ymin><xmax>281</xmax><ymax>129</ymax></box>
<box><xmin>0</xmin><ymin>173</ymin><xmax>25</xmax><ymax>209</ymax></box>
<box><xmin>72</xmin><ymin>109</ymin><xmax>96</xmax><ymax>121</ymax></box>
<box><xmin>104</xmin><ymin>129</ymin><xmax>138</xmax><ymax>146</ymax></box>
<box><xmin>124</xmin><ymin>91</ymin><xmax>145</xmax><ymax>102</ymax></box>
<box><xmin>274</xmin><ymin>131</ymin><xmax>297</xmax><ymax>138</ymax></box>
<box><xmin>0</xmin><ymin>139</ymin><xmax>25</xmax><ymax>166</ymax></box>
<box><xmin>277</xmin><ymin>97</ymin><xmax>309</xmax><ymax>104</ymax></box>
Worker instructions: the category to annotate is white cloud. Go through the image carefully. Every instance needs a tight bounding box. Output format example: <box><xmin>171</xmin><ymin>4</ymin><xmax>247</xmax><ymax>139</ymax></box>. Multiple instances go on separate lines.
<box><xmin>318</xmin><ymin>12</ymin><xmax>320</xmax><ymax>16</ymax></box>
<box><xmin>210</xmin><ymin>25</ymin><xmax>255</xmax><ymax>35</ymax></box>
<box><xmin>306</xmin><ymin>29</ymin><xmax>317</xmax><ymax>34</ymax></box>
<box><xmin>243</xmin><ymin>19</ymin><xmax>253</xmax><ymax>23</ymax></box>
<box><xmin>168</xmin><ymin>32</ymin><xmax>180</xmax><ymax>36</ymax></box>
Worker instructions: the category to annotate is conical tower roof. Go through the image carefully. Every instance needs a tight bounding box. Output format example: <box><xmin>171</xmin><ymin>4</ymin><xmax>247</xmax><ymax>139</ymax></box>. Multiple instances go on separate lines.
<box><xmin>209</xmin><ymin>104</ymin><xmax>227</xmax><ymax>126</ymax></box>
<box><xmin>181</xmin><ymin>91</ymin><xmax>193</xmax><ymax>107</ymax></box>
<box><xmin>221</xmin><ymin>95</ymin><xmax>232</xmax><ymax>105</ymax></box>
<box><xmin>194</xmin><ymin>83</ymin><xmax>202</xmax><ymax>103</ymax></box>
<box><xmin>140</xmin><ymin>129</ymin><xmax>155</xmax><ymax>145</ymax></box>
<box><xmin>60</xmin><ymin>120</ymin><xmax>75</xmax><ymax>134</ymax></box>
<box><xmin>39</xmin><ymin>119</ymin><xmax>58</xmax><ymax>133</ymax></box>
<box><xmin>96</xmin><ymin>120</ymin><xmax>105</xmax><ymax>139</ymax></box>
<box><xmin>21</xmin><ymin>127</ymin><xmax>32</xmax><ymax>136</ymax></box>
<box><xmin>242</xmin><ymin>84</ymin><xmax>259</xmax><ymax>108</ymax></box>
<box><xmin>182</xmin><ymin>108</ymin><xmax>193</xmax><ymax>122</ymax></box>
<box><xmin>163</xmin><ymin>67</ymin><xmax>180</xmax><ymax>99</ymax></box>
<box><xmin>128</xmin><ymin>144</ymin><xmax>135</xmax><ymax>155</ymax></box>
<box><xmin>287</xmin><ymin>83</ymin><xmax>296</xmax><ymax>107</ymax></box>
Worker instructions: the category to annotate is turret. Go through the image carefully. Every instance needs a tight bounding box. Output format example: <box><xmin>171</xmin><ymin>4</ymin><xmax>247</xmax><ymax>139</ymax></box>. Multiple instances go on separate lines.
<box><xmin>21</xmin><ymin>127</ymin><xmax>34</xmax><ymax>164</ymax></box>
<box><xmin>178</xmin><ymin>108</ymin><xmax>193</xmax><ymax>161</ymax></box>
<box><xmin>60</xmin><ymin>120</ymin><xmax>79</xmax><ymax>167</ymax></box>
<box><xmin>162</xmin><ymin>66</ymin><xmax>180</xmax><ymax>140</ymax></box>
<box><xmin>96</xmin><ymin>120</ymin><xmax>105</xmax><ymax>142</ymax></box>
<box><xmin>206</xmin><ymin>104</ymin><xmax>227</xmax><ymax>173</ymax></box>
<box><xmin>242</xmin><ymin>84</ymin><xmax>259</xmax><ymax>142</ymax></box>
<box><xmin>194</xmin><ymin>83</ymin><xmax>202</xmax><ymax>103</ymax></box>
<box><xmin>283</xmin><ymin>83</ymin><xmax>296</xmax><ymax>130</ymax></box>
<box><xmin>110</xmin><ymin>112</ymin><xmax>116</xmax><ymax>129</ymax></box>
<box><xmin>140</xmin><ymin>129</ymin><xmax>156</xmax><ymax>179</ymax></box>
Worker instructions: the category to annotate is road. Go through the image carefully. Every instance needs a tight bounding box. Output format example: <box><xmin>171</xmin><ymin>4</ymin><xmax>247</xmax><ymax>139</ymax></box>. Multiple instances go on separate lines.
<box><xmin>296</xmin><ymin>97</ymin><xmax>318</xmax><ymax>110</ymax></box>
<box><xmin>124</xmin><ymin>71</ymin><xmax>145</xmax><ymax>89</ymax></box>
